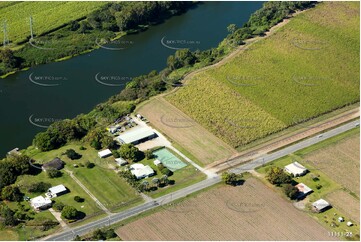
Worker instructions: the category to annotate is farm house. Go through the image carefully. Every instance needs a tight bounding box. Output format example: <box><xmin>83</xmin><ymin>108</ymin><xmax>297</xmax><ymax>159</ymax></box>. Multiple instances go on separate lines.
<box><xmin>42</xmin><ymin>157</ymin><xmax>65</xmax><ymax>172</ymax></box>
<box><xmin>130</xmin><ymin>163</ymin><xmax>154</xmax><ymax>179</ymax></box>
<box><xmin>30</xmin><ymin>196</ymin><xmax>52</xmax><ymax>210</ymax></box>
<box><xmin>284</xmin><ymin>162</ymin><xmax>308</xmax><ymax>176</ymax></box>
<box><xmin>115</xmin><ymin>127</ymin><xmax>157</xmax><ymax>145</ymax></box>
<box><xmin>295</xmin><ymin>183</ymin><xmax>313</xmax><ymax>198</ymax></box>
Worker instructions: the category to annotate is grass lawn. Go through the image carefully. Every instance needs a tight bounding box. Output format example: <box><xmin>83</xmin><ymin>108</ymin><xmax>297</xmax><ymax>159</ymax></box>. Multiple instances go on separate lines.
<box><xmin>131</xmin><ymin>147</ymin><xmax>207</xmax><ymax>198</ymax></box>
<box><xmin>72</xmin><ymin>166</ymin><xmax>142</xmax><ymax>211</ymax></box>
<box><xmin>16</xmin><ymin>170</ymin><xmax>102</xmax><ymax>218</ymax></box>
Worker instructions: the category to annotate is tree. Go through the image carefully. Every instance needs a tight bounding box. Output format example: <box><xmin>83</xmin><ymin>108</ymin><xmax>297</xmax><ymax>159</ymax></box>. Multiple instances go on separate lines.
<box><xmin>47</xmin><ymin>168</ymin><xmax>62</xmax><ymax>178</ymax></box>
<box><xmin>7</xmin><ymin>154</ymin><xmax>31</xmax><ymax>175</ymax></box>
<box><xmin>65</xmin><ymin>149</ymin><xmax>82</xmax><ymax>160</ymax></box>
<box><xmin>160</xmin><ymin>167</ymin><xmax>172</xmax><ymax>176</ymax></box>
<box><xmin>141</xmin><ymin>180</ymin><xmax>149</xmax><ymax>192</ymax></box>
<box><xmin>144</xmin><ymin>150</ymin><xmax>153</xmax><ymax>159</ymax></box>
<box><xmin>221</xmin><ymin>172</ymin><xmax>243</xmax><ymax>186</ymax></box>
<box><xmin>69</xmin><ymin>20</ymin><xmax>80</xmax><ymax>31</ymax></box>
<box><xmin>61</xmin><ymin>206</ymin><xmax>78</xmax><ymax>219</ymax></box>
<box><xmin>1</xmin><ymin>185</ymin><xmax>23</xmax><ymax>202</ymax></box>
<box><xmin>84</xmin><ymin>161</ymin><xmax>95</xmax><ymax>169</ymax></box>
<box><xmin>160</xmin><ymin>175</ymin><xmax>169</xmax><ymax>186</ymax></box>
<box><xmin>27</xmin><ymin>182</ymin><xmax>51</xmax><ymax>193</ymax></box>
<box><xmin>72</xmin><ymin>235</ymin><xmax>82</xmax><ymax>241</ymax></box>
<box><xmin>0</xmin><ymin>206</ymin><xmax>17</xmax><ymax>226</ymax></box>
<box><xmin>105</xmin><ymin>229</ymin><xmax>117</xmax><ymax>239</ymax></box>
<box><xmin>266</xmin><ymin>166</ymin><xmax>292</xmax><ymax>186</ymax></box>
<box><xmin>119</xmin><ymin>144</ymin><xmax>140</xmax><ymax>162</ymax></box>
<box><xmin>0</xmin><ymin>48</ymin><xmax>18</xmax><ymax>69</ymax></box>
<box><xmin>0</xmin><ymin>161</ymin><xmax>17</xmax><ymax>190</ymax></box>
<box><xmin>227</xmin><ymin>24</ymin><xmax>237</xmax><ymax>34</ymax></box>
<box><xmin>74</xmin><ymin>196</ymin><xmax>84</xmax><ymax>203</ymax></box>
<box><xmin>283</xmin><ymin>184</ymin><xmax>298</xmax><ymax>199</ymax></box>
<box><xmin>92</xmin><ymin>229</ymin><xmax>105</xmax><ymax>240</ymax></box>
<box><xmin>90</xmin><ymin>140</ymin><xmax>102</xmax><ymax>150</ymax></box>
<box><xmin>151</xmin><ymin>178</ymin><xmax>160</xmax><ymax>187</ymax></box>
<box><xmin>53</xmin><ymin>202</ymin><xmax>65</xmax><ymax>212</ymax></box>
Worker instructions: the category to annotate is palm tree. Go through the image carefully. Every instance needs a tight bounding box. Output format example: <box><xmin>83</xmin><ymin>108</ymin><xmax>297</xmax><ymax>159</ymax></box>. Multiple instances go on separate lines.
<box><xmin>142</xmin><ymin>180</ymin><xmax>149</xmax><ymax>191</ymax></box>
<box><xmin>161</xmin><ymin>175</ymin><xmax>169</xmax><ymax>186</ymax></box>
<box><xmin>152</xmin><ymin>178</ymin><xmax>160</xmax><ymax>187</ymax></box>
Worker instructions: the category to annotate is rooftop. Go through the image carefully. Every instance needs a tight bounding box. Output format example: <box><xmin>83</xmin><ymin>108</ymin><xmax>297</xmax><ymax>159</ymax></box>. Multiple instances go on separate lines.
<box><xmin>312</xmin><ymin>199</ymin><xmax>331</xmax><ymax>210</ymax></box>
<box><xmin>295</xmin><ymin>183</ymin><xmax>313</xmax><ymax>194</ymax></box>
<box><xmin>284</xmin><ymin>161</ymin><xmax>307</xmax><ymax>175</ymax></box>
<box><xmin>98</xmin><ymin>149</ymin><xmax>112</xmax><ymax>158</ymax></box>
<box><xmin>48</xmin><ymin>184</ymin><xmax>67</xmax><ymax>194</ymax></box>
<box><xmin>130</xmin><ymin>163</ymin><xmax>154</xmax><ymax>179</ymax></box>
<box><xmin>42</xmin><ymin>157</ymin><xmax>65</xmax><ymax>170</ymax></box>
<box><xmin>115</xmin><ymin>127</ymin><xmax>156</xmax><ymax>144</ymax></box>
<box><xmin>30</xmin><ymin>196</ymin><xmax>52</xmax><ymax>209</ymax></box>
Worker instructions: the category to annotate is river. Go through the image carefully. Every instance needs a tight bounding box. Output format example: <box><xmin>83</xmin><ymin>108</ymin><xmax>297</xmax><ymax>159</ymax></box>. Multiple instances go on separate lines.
<box><xmin>0</xmin><ymin>1</ymin><xmax>263</xmax><ymax>157</ymax></box>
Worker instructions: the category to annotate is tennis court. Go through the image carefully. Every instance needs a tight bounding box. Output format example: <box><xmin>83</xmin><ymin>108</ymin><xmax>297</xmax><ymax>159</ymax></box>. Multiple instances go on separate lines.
<box><xmin>152</xmin><ymin>148</ymin><xmax>187</xmax><ymax>171</ymax></box>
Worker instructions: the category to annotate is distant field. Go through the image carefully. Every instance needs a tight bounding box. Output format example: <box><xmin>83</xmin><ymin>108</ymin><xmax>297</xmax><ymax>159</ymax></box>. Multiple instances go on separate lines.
<box><xmin>166</xmin><ymin>1</ymin><xmax>359</xmax><ymax>148</ymax></box>
<box><xmin>326</xmin><ymin>190</ymin><xmax>360</xmax><ymax>223</ymax></box>
<box><xmin>301</xmin><ymin>129</ymin><xmax>360</xmax><ymax>195</ymax></box>
<box><xmin>116</xmin><ymin>178</ymin><xmax>333</xmax><ymax>241</ymax></box>
<box><xmin>0</xmin><ymin>1</ymin><xmax>107</xmax><ymax>44</ymax></box>
<box><xmin>137</xmin><ymin>97</ymin><xmax>236</xmax><ymax>166</ymax></box>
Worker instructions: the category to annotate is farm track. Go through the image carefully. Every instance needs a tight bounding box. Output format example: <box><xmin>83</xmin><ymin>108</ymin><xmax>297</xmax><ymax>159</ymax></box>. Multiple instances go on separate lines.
<box><xmin>207</xmin><ymin>107</ymin><xmax>359</xmax><ymax>172</ymax></box>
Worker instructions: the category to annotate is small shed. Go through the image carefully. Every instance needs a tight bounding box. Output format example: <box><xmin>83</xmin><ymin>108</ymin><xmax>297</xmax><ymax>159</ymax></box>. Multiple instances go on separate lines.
<box><xmin>115</xmin><ymin>157</ymin><xmax>128</xmax><ymax>166</ymax></box>
<box><xmin>153</xmin><ymin>159</ymin><xmax>162</xmax><ymax>166</ymax></box>
<box><xmin>312</xmin><ymin>199</ymin><xmax>331</xmax><ymax>213</ymax></box>
<box><xmin>30</xmin><ymin>196</ymin><xmax>52</xmax><ymax>210</ymax></box>
<box><xmin>42</xmin><ymin>157</ymin><xmax>65</xmax><ymax>171</ymax></box>
<box><xmin>98</xmin><ymin>149</ymin><xmax>112</xmax><ymax>158</ymax></box>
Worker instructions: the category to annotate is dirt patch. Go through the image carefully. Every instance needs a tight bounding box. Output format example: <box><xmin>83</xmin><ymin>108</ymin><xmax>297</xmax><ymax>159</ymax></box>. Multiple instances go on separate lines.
<box><xmin>116</xmin><ymin>178</ymin><xmax>335</xmax><ymax>241</ymax></box>
<box><xmin>137</xmin><ymin>97</ymin><xmax>236</xmax><ymax>166</ymax></box>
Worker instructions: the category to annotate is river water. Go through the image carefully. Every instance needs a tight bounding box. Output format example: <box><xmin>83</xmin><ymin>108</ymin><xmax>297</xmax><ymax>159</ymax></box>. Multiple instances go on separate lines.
<box><xmin>0</xmin><ymin>1</ymin><xmax>263</xmax><ymax>157</ymax></box>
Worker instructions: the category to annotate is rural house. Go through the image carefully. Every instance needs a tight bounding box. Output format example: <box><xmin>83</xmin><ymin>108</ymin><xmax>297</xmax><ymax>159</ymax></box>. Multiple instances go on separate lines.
<box><xmin>42</xmin><ymin>157</ymin><xmax>65</xmax><ymax>171</ymax></box>
<box><xmin>46</xmin><ymin>184</ymin><xmax>68</xmax><ymax>198</ymax></box>
<box><xmin>30</xmin><ymin>196</ymin><xmax>52</xmax><ymax>210</ymax></box>
<box><xmin>295</xmin><ymin>183</ymin><xmax>313</xmax><ymax>199</ymax></box>
<box><xmin>284</xmin><ymin>161</ymin><xmax>308</xmax><ymax>177</ymax></box>
<box><xmin>130</xmin><ymin>163</ymin><xmax>154</xmax><ymax>179</ymax></box>
<box><xmin>312</xmin><ymin>199</ymin><xmax>331</xmax><ymax>213</ymax></box>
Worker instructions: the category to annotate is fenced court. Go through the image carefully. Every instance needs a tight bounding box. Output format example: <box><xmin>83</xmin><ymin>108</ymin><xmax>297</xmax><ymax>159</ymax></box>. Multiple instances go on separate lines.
<box><xmin>152</xmin><ymin>148</ymin><xmax>187</xmax><ymax>171</ymax></box>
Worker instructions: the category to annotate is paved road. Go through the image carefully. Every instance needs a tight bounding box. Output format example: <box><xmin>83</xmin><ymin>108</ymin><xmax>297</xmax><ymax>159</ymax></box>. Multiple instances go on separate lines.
<box><xmin>46</xmin><ymin>119</ymin><xmax>359</xmax><ymax>241</ymax></box>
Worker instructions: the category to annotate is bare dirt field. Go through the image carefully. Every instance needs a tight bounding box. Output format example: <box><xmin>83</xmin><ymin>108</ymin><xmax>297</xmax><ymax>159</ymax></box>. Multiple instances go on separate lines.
<box><xmin>137</xmin><ymin>97</ymin><xmax>236</xmax><ymax>166</ymax></box>
<box><xmin>326</xmin><ymin>190</ymin><xmax>360</xmax><ymax>223</ymax></box>
<box><xmin>304</xmin><ymin>132</ymin><xmax>360</xmax><ymax>195</ymax></box>
<box><xmin>116</xmin><ymin>178</ymin><xmax>334</xmax><ymax>241</ymax></box>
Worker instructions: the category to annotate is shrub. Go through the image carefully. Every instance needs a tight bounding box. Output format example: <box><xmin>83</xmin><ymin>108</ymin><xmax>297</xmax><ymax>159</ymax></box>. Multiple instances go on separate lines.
<box><xmin>283</xmin><ymin>184</ymin><xmax>298</xmax><ymax>199</ymax></box>
<box><xmin>65</xmin><ymin>149</ymin><xmax>82</xmax><ymax>160</ymax></box>
<box><xmin>27</xmin><ymin>182</ymin><xmax>51</xmax><ymax>193</ymax></box>
<box><xmin>1</xmin><ymin>185</ymin><xmax>23</xmax><ymax>202</ymax></box>
<box><xmin>47</xmin><ymin>168</ymin><xmax>62</xmax><ymax>178</ymax></box>
<box><xmin>74</xmin><ymin>196</ymin><xmax>84</xmax><ymax>203</ymax></box>
<box><xmin>79</xmin><ymin>146</ymin><xmax>86</xmax><ymax>150</ymax></box>
<box><xmin>266</xmin><ymin>167</ymin><xmax>292</xmax><ymax>186</ymax></box>
<box><xmin>105</xmin><ymin>229</ymin><xmax>117</xmax><ymax>239</ymax></box>
<box><xmin>112</xmin><ymin>150</ymin><xmax>120</xmax><ymax>158</ymax></box>
<box><xmin>53</xmin><ymin>202</ymin><xmax>65</xmax><ymax>212</ymax></box>
<box><xmin>160</xmin><ymin>167</ymin><xmax>173</xmax><ymax>176</ymax></box>
<box><xmin>84</xmin><ymin>161</ymin><xmax>95</xmax><ymax>169</ymax></box>
<box><xmin>61</xmin><ymin>206</ymin><xmax>78</xmax><ymax>219</ymax></box>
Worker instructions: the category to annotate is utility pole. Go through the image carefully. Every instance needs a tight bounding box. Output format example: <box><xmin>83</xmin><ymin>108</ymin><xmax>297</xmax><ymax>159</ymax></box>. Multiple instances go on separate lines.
<box><xmin>3</xmin><ymin>20</ymin><xmax>9</xmax><ymax>47</ymax></box>
<box><xmin>29</xmin><ymin>16</ymin><xmax>34</xmax><ymax>39</ymax></box>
